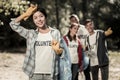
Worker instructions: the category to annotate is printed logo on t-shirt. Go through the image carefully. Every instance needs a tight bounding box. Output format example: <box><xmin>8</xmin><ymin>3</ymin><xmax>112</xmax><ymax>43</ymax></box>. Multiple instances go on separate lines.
<box><xmin>69</xmin><ymin>44</ymin><xmax>78</xmax><ymax>48</ymax></box>
<box><xmin>78</xmin><ymin>35</ymin><xmax>87</xmax><ymax>39</ymax></box>
<box><xmin>35</xmin><ymin>41</ymin><xmax>51</xmax><ymax>46</ymax></box>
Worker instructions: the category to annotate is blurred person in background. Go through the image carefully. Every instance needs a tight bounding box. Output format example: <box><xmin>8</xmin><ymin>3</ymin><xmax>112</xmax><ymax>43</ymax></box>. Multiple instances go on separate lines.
<box><xmin>84</xmin><ymin>19</ymin><xmax>113</xmax><ymax>80</ymax></box>
<box><xmin>69</xmin><ymin>14</ymin><xmax>91</xmax><ymax>80</ymax></box>
<box><xmin>63</xmin><ymin>23</ymin><xmax>83</xmax><ymax>80</ymax></box>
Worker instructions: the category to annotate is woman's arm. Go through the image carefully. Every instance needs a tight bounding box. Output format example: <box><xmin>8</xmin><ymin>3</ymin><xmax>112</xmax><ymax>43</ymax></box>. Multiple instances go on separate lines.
<box><xmin>9</xmin><ymin>4</ymin><xmax>37</xmax><ymax>39</ymax></box>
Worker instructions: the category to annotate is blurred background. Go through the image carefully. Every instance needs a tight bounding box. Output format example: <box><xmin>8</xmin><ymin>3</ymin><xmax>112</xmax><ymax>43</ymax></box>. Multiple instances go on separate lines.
<box><xmin>0</xmin><ymin>0</ymin><xmax>120</xmax><ymax>80</ymax></box>
<box><xmin>0</xmin><ymin>0</ymin><xmax>120</xmax><ymax>52</ymax></box>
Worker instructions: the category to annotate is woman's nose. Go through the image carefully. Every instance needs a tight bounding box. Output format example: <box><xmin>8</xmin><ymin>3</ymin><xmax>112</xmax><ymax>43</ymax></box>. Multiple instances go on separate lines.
<box><xmin>37</xmin><ymin>17</ymin><xmax>41</xmax><ymax>21</ymax></box>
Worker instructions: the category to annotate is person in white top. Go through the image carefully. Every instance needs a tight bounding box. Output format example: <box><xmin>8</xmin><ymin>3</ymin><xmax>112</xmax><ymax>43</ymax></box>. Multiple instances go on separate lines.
<box><xmin>69</xmin><ymin>14</ymin><xmax>89</xmax><ymax>48</ymax></box>
<box><xmin>9</xmin><ymin>3</ymin><xmax>72</xmax><ymax>80</ymax></box>
<box><xmin>63</xmin><ymin>23</ymin><xmax>83</xmax><ymax>80</ymax></box>
<box><xmin>84</xmin><ymin>19</ymin><xmax>112</xmax><ymax>80</ymax></box>
<box><xmin>69</xmin><ymin>14</ymin><xmax>91</xmax><ymax>80</ymax></box>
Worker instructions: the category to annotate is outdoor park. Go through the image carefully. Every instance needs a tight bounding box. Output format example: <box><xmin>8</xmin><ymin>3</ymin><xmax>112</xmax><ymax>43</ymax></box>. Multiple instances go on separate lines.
<box><xmin>0</xmin><ymin>51</ymin><xmax>120</xmax><ymax>80</ymax></box>
<box><xmin>0</xmin><ymin>0</ymin><xmax>120</xmax><ymax>80</ymax></box>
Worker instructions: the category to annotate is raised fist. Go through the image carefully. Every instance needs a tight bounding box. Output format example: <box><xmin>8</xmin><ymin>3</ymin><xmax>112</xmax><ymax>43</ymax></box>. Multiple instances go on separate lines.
<box><xmin>105</xmin><ymin>27</ymin><xmax>113</xmax><ymax>36</ymax></box>
<box><xmin>51</xmin><ymin>40</ymin><xmax>63</xmax><ymax>55</ymax></box>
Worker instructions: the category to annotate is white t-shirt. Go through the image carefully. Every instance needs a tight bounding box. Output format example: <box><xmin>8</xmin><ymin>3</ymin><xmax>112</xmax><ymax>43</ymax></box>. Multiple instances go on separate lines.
<box><xmin>88</xmin><ymin>31</ymin><xmax>98</xmax><ymax>66</ymax></box>
<box><xmin>34</xmin><ymin>31</ymin><xmax>53</xmax><ymax>74</ymax></box>
<box><xmin>67</xmin><ymin>37</ymin><xmax>79</xmax><ymax>64</ymax></box>
<box><xmin>77</xmin><ymin>24</ymin><xmax>89</xmax><ymax>46</ymax></box>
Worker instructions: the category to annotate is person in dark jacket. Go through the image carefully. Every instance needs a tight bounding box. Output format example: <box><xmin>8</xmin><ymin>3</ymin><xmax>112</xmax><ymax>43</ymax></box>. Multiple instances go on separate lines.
<box><xmin>84</xmin><ymin>19</ymin><xmax>113</xmax><ymax>80</ymax></box>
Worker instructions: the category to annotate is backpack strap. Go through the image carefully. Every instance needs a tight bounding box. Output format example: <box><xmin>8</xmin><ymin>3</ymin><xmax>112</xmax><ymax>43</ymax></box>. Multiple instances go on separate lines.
<box><xmin>95</xmin><ymin>31</ymin><xmax>99</xmax><ymax>45</ymax></box>
<box><xmin>87</xmin><ymin>31</ymin><xmax>99</xmax><ymax>50</ymax></box>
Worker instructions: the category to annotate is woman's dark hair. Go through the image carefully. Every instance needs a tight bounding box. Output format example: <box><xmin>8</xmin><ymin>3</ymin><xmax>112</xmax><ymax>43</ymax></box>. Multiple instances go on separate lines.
<box><xmin>66</xmin><ymin>24</ymin><xmax>77</xmax><ymax>41</ymax></box>
<box><xmin>30</xmin><ymin>1</ymin><xmax>47</xmax><ymax>18</ymax></box>
<box><xmin>36</xmin><ymin>5</ymin><xmax>47</xmax><ymax>18</ymax></box>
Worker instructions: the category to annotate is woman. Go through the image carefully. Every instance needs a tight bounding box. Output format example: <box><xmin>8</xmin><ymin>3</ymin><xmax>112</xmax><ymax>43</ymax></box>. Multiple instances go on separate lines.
<box><xmin>9</xmin><ymin>4</ymin><xmax>71</xmax><ymax>80</ymax></box>
<box><xmin>63</xmin><ymin>23</ymin><xmax>83</xmax><ymax>80</ymax></box>
<box><xmin>69</xmin><ymin>14</ymin><xmax>91</xmax><ymax>80</ymax></box>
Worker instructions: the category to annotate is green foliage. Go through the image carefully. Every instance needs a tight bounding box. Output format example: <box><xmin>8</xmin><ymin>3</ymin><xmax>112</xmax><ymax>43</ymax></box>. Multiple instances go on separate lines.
<box><xmin>0</xmin><ymin>0</ymin><xmax>120</xmax><ymax>51</ymax></box>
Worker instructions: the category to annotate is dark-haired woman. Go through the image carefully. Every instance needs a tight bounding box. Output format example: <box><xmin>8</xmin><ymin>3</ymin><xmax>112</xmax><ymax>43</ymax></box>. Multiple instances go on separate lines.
<box><xmin>9</xmin><ymin>4</ymin><xmax>71</xmax><ymax>80</ymax></box>
<box><xmin>63</xmin><ymin>23</ymin><xmax>83</xmax><ymax>80</ymax></box>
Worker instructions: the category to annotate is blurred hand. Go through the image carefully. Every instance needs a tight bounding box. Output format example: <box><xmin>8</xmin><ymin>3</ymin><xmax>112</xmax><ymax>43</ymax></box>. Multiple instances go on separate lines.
<box><xmin>105</xmin><ymin>27</ymin><xmax>113</xmax><ymax>36</ymax></box>
<box><xmin>51</xmin><ymin>40</ymin><xmax>63</xmax><ymax>55</ymax></box>
<box><xmin>22</xmin><ymin>4</ymin><xmax>37</xmax><ymax>20</ymax></box>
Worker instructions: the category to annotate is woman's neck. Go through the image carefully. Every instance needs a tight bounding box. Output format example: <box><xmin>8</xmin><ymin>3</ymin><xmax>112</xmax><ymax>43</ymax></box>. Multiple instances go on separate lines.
<box><xmin>70</xmin><ymin>33</ymin><xmax>76</xmax><ymax>41</ymax></box>
<box><xmin>70</xmin><ymin>33</ymin><xmax>74</xmax><ymax>38</ymax></box>
<box><xmin>38</xmin><ymin>25</ymin><xmax>50</xmax><ymax>33</ymax></box>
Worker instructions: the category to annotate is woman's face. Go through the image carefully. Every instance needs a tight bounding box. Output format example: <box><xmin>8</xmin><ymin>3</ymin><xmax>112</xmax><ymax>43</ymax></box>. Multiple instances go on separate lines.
<box><xmin>70</xmin><ymin>25</ymin><xmax>79</xmax><ymax>36</ymax></box>
<box><xmin>33</xmin><ymin>11</ymin><xmax>46</xmax><ymax>28</ymax></box>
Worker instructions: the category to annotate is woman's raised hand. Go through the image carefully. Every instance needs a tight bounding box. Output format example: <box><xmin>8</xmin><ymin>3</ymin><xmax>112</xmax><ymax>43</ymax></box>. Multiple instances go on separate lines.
<box><xmin>23</xmin><ymin>4</ymin><xmax>37</xmax><ymax>20</ymax></box>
